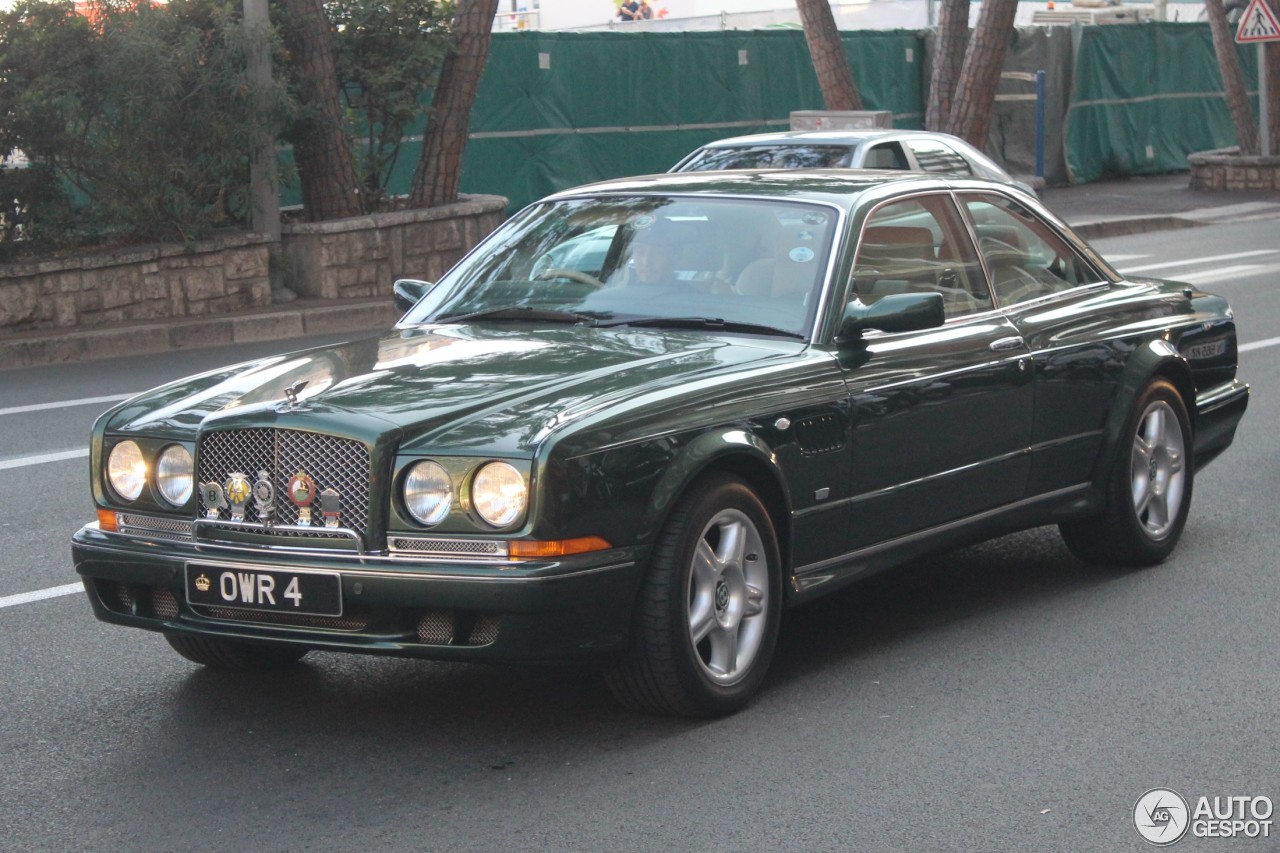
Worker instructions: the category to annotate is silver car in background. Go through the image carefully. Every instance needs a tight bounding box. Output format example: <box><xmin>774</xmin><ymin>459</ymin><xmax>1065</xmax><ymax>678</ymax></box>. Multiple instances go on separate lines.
<box><xmin>671</xmin><ymin>129</ymin><xmax>1039</xmax><ymax>196</ymax></box>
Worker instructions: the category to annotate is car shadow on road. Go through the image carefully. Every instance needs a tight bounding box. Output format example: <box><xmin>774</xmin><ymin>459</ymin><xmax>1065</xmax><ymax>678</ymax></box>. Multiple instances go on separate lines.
<box><xmin>767</xmin><ymin>524</ymin><xmax>1133</xmax><ymax>687</ymax></box>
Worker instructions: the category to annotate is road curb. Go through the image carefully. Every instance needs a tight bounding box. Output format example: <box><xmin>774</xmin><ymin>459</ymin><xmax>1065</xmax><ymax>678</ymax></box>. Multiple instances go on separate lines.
<box><xmin>1069</xmin><ymin>215</ymin><xmax>1203</xmax><ymax>241</ymax></box>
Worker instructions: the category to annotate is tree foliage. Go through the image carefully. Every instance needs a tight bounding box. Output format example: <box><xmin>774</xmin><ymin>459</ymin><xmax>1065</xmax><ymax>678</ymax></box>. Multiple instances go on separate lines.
<box><xmin>328</xmin><ymin>0</ymin><xmax>454</xmax><ymax>205</ymax></box>
<box><xmin>0</xmin><ymin>0</ymin><xmax>294</xmax><ymax>253</ymax></box>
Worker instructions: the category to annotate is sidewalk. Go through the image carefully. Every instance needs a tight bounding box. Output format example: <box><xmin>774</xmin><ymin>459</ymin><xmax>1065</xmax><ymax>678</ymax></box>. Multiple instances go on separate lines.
<box><xmin>3</xmin><ymin>173</ymin><xmax>1278</xmax><ymax>369</ymax></box>
<box><xmin>1042</xmin><ymin>171</ymin><xmax>1280</xmax><ymax>239</ymax></box>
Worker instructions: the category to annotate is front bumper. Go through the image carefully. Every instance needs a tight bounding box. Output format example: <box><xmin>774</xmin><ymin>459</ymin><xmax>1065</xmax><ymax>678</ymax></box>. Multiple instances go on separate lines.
<box><xmin>1194</xmin><ymin>378</ymin><xmax>1249</xmax><ymax>471</ymax></box>
<box><xmin>72</xmin><ymin>524</ymin><xmax>644</xmax><ymax>664</ymax></box>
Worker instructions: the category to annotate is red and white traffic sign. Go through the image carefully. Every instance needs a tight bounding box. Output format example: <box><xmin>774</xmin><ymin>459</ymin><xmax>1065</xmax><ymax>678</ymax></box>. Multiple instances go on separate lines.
<box><xmin>1236</xmin><ymin>0</ymin><xmax>1280</xmax><ymax>43</ymax></box>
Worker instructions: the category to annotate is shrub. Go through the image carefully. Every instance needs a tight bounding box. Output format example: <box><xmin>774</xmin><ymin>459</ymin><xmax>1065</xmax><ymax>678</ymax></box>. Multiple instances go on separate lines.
<box><xmin>0</xmin><ymin>0</ymin><xmax>293</xmax><ymax>254</ymax></box>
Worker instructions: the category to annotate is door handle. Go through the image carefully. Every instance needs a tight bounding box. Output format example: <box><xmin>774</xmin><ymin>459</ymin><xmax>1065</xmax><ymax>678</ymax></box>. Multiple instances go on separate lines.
<box><xmin>989</xmin><ymin>336</ymin><xmax>1026</xmax><ymax>352</ymax></box>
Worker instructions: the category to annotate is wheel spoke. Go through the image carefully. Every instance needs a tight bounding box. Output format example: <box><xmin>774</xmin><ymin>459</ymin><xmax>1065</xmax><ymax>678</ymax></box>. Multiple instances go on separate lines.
<box><xmin>706</xmin><ymin>623</ymin><xmax>739</xmax><ymax>677</ymax></box>
<box><xmin>1132</xmin><ymin>474</ymin><xmax>1152</xmax><ymax>517</ymax></box>
<box><xmin>717</xmin><ymin>518</ymin><xmax>746</xmax><ymax>569</ymax></box>
<box><xmin>689</xmin><ymin>603</ymin><xmax>717</xmax><ymax>645</ymax></box>
<box><xmin>1167</xmin><ymin>449</ymin><xmax>1184</xmax><ymax>474</ymax></box>
<box><xmin>1145</xmin><ymin>407</ymin><xmax>1166</xmax><ymax>448</ymax></box>
<box><xmin>1132</xmin><ymin>434</ymin><xmax>1152</xmax><ymax>467</ymax></box>
<box><xmin>692</xmin><ymin>539</ymin><xmax>721</xmax><ymax>592</ymax></box>
<box><xmin>743</xmin><ymin>583</ymin><xmax>764</xmax><ymax>618</ymax></box>
<box><xmin>1146</xmin><ymin>490</ymin><xmax>1169</xmax><ymax>532</ymax></box>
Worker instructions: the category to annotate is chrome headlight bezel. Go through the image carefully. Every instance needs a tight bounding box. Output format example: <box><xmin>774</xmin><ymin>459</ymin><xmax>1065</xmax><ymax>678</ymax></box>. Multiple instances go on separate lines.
<box><xmin>155</xmin><ymin>443</ymin><xmax>194</xmax><ymax>507</ymax></box>
<box><xmin>470</xmin><ymin>461</ymin><xmax>528</xmax><ymax>529</ymax></box>
<box><xmin>106</xmin><ymin>440</ymin><xmax>147</xmax><ymax>503</ymax></box>
<box><xmin>403</xmin><ymin>460</ymin><xmax>454</xmax><ymax>527</ymax></box>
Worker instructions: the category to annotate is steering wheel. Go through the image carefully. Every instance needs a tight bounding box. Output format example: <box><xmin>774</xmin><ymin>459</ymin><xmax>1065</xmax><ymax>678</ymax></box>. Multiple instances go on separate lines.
<box><xmin>536</xmin><ymin>267</ymin><xmax>605</xmax><ymax>289</ymax></box>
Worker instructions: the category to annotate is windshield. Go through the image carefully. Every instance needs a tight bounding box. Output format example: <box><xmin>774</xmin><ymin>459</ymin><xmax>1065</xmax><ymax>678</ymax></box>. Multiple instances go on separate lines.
<box><xmin>676</xmin><ymin>144</ymin><xmax>853</xmax><ymax>172</ymax></box>
<box><xmin>402</xmin><ymin>195</ymin><xmax>839</xmax><ymax>339</ymax></box>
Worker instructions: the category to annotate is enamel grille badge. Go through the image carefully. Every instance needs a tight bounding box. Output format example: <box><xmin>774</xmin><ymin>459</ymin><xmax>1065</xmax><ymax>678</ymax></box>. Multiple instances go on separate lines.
<box><xmin>225</xmin><ymin>473</ymin><xmax>252</xmax><ymax>522</ymax></box>
<box><xmin>201</xmin><ymin>481</ymin><xmax>227</xmax><ymax>519</ymax></box>
<box><xmin>252</xmin><ymin>470</ymin><xmax>275</xmax><ymax>525</ymax></box>
<box><xmin>288</xmin><ymin>471</ymin><xmax>317</xmax><ymax>526</ymax></box>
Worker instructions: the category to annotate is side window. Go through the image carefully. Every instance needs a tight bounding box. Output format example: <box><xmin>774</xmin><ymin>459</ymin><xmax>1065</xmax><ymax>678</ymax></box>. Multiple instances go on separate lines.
<box><xmin>862</xmin><ymin>143</ymin><xmax>909</xmax><ymax>171</ymax></box>
<box><xmin>961</xmin><ymin>193</ymin><xmax>1107</xmax><ymax>307</ymax></box>
<box><xmin>906</xmin><ymin>140</ymin><xmax>973</xmax><ymax>176</ymax></box>
<box><xmin>851</xmin><ymin>194</ymin><xmax>992</xmax><ymax>319</ymax></box>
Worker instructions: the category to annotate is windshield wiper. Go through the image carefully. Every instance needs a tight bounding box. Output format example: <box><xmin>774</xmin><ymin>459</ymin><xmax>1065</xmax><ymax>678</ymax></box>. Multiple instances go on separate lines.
<box><xmin>593</xmin><ymin>315</ymin><xmax>806</xmax><ymax>340</ymax></box>
<box><xmin>432</xmin><ymin>306</ymin><xmax>599</xmax><ymax>324</ymax></box>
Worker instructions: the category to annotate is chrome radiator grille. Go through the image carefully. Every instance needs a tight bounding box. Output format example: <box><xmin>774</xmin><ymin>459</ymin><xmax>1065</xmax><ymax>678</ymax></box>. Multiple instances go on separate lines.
<box><xmin>197</xmin><ymin>428</ymin><xmax>371</xmax><ymax>534</ymax></box>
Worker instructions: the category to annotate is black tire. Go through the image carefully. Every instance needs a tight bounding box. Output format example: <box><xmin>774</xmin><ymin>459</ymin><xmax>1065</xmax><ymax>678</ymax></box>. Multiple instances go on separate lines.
<box><xmin>165</xmin><ymin>633</ymin><xmax>308</xmax><ymax>671</ymax></box>
<box><xmin>604</xmin><ymin>474</ymin><xmax>782</xmax><ymax>717</ymax></box>
<box><xmin>1059</xmin><ymin>378</ymin><xmax>1193</xmax><ymax>567</ymax></box>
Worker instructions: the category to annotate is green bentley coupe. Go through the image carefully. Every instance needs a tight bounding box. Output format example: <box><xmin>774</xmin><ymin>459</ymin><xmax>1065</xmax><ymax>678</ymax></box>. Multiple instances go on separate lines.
<box><xmin>73</xmin><ymin>171</ymin><xmax>1248</xmax><ymax>716</ymax></box>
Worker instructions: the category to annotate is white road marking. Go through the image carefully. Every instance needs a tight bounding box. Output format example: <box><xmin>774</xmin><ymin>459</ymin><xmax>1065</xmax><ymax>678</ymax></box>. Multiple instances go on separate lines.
<box><xmin>1241</xmin><ymin>336</ymin><xmax>1280</xmax><ymax>353</ymax></box>
<box><xmin>1119</xmin><ymin>249</ymin><xmax>1280</xmax><ymax>274</ymax></box>
<box><xmin>1177</xmin><ymin>263</ymin><xmax>1280</xmax><ymax>285</ymax></box>
<box><xmin>0</xmin><ymin>582</ymin><xmax>83</xmax><ymax>610</ymax></box>
<box><xmin>0</xmin><ymin>449</ymin><xmax>89</xmax><ymax>470</ymax></box>
<box><xmin>0</xmin><ymin>393</ymin><xmax>136</xmax><ymax>417</ymax></box>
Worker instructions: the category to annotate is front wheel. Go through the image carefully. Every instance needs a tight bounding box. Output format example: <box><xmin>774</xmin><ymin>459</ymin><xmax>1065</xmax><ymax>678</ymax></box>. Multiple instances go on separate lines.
<box><xmin>1060</xmin><ymin>378</ymin><xmax>1193</xmax><ymax>566</ymax></box>
<box><xmin>604</xmin><ymin>474</ymin><xmax>782</xmax><ymax>717</ymax></box>
<box><xmin>165</xmin><ymin>633</ymin><xmax>308</xmax><ymax>671</ymax></box>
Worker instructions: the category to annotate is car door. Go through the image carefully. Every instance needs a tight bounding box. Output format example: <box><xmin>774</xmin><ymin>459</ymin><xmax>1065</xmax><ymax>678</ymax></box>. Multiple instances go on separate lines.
<box><xmin>837</xmin><ymin>192</ymin><xmax>1035</xmax><ymax>550</ymax></box>
<box><xmin>956</xmin><ymin>190</ymin><xmax>1121</xmax><ymax>497</ymax></box>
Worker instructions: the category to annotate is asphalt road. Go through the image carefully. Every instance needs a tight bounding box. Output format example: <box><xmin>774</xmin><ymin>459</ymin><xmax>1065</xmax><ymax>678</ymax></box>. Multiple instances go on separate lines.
<box><xmin>2</xmin><ymin>220</ymin><xmax>1278</xmax><ymax>852</ymax></box>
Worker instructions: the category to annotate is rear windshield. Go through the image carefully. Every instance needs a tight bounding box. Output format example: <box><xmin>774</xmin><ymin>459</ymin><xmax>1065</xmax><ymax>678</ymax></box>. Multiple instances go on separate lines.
<box><xmin>677</xmin><ymin>144</ymin><xmax>852</xmax><ymax>172</ymax></box>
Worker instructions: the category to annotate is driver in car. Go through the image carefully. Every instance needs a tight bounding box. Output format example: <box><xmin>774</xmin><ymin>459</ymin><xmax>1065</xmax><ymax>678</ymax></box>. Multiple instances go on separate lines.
<box><xmin>624</xmin><ymin>218</ymin><xmax>698</xmax><ymax>288</ymax></box>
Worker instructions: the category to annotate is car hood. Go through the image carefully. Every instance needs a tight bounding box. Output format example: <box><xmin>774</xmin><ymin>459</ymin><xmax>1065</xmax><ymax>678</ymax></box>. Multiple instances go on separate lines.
<box><xmin>103</xmin><ymin>325</ymin><xmax>799</xmax><ymax>454</ymax></box>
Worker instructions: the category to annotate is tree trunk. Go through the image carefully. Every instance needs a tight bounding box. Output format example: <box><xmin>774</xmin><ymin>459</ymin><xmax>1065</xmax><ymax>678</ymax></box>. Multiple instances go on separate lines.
<box><xmin>945</xmin><ymin>0</ymin><xmax>1019</xmax><ymax>148</ymax></box>
<box><xmin>279</xmin><ymin>0</ymin><xmax>361</xmax><ymax>221</ymax></box>
<box><xmin>796</xmin><ymin>0</ymin><xmax>862</xmax><ymax>111</ymax></box>
<box><xmin>926</xmin><ymin>0</ymin><xmax>971</xmax><ymax>131</ymax></box>
<box><xmin>409</xmin><ymin>0</ymin><xmax>499</xmax><ymax>209</ymax></box>
<box><xmin>1206</xmin><ymin>0</ymin><xmax>1259</xmax><ymax>153</ymax></box>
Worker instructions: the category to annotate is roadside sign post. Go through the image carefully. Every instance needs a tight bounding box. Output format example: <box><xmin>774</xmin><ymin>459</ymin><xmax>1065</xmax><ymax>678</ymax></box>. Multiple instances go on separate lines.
<box><xmin>1235</xmin><ymin>0</ymin><xmax>1280</xmax><ymax>156</ymax></box>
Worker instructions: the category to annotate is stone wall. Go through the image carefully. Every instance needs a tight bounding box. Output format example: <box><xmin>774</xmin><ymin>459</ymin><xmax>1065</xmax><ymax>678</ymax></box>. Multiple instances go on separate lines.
<box><xmin>0</xmin><ymin>194</ymin><xmax>508</xmax><ymax>336</ymax></box>
<box><xmin>0</xmin><ymin>232</ymin><xmax>272</xmax><ymax>333</ymax></box>
<box><xmin>1188</xmin><ymin>149</ymin><xmax>1280</xmax><ymax>191</ymax></box>
<box><xmin>280</xmin><ymin>194</ymin><xmax>508</xmax><ymax>299</ymax></box>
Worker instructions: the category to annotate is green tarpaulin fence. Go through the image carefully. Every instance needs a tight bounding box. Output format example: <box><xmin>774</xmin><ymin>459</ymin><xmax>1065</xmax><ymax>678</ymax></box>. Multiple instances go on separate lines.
<box><xmin>282</xmin><ymin>23</ymin><xmax>1256</xmax><ymax>213</ymax></box>
<box><xmin>1064</xmin><ymin>22</ymin><xmax>1257</xmax><ymax>183</ymax></box>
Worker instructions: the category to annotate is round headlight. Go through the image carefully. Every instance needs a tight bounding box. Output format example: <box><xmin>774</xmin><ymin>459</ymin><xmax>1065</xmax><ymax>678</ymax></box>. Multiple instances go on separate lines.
<box><xmin>471</xmin><ymin>461</ymin><xmax>527</xmax><ymax>528</ymax></box>
<box><xmin>106</xmin><ymin>440</ymin><xmax>146</xmax><ymax>502</ymax></box>
<box><xmin>156</xmin><ymin>444</ymin><xmax>194</xmax><ymax>506</ymax></box>
<box><xmin>404</xmin><ymin>460</ymin><xmax>452</xmax><ymax>526</ymax></box>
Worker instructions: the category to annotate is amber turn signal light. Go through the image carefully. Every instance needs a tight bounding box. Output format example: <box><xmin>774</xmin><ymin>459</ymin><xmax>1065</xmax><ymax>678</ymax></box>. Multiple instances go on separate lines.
<box><xmin>96</xmin><ymin>508</ymin><xmax>119</xmax><ymax>532</ymax></box>
<box><xmin>508</xmin><ymin>537</ymin><xmax>612</xmax><ymax>559</ymax></box>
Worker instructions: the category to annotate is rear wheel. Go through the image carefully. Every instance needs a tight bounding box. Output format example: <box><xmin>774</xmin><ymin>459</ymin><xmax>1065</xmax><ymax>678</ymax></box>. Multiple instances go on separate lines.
<box><xmin>165</xmin><ymin>633</ymin><xmax>308</xmax><ymax>670</ymax></box>
<box><xmin>604</xmin><ymin>474</ymin><xmax>782</xmax><ymax>717</ymax></box>
<box><xmin>1060</xmin><ymin>378</ymin><xmax>1193</xmax><ymax>566</ymax></box>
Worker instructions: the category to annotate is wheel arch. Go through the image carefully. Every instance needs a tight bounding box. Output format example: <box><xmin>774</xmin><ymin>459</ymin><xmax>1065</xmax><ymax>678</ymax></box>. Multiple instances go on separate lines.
<box><xmin>641</xmin><ymin>430</ymin><xmax>793</xmax><ymax>571</ymax></box>
<box><xmin>1093</xmin><ymin>339</ymin><xmax>1195</xmax><ymax>488</ymax></box>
